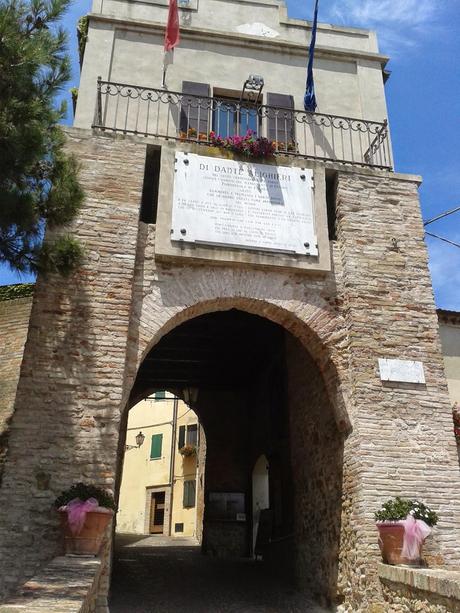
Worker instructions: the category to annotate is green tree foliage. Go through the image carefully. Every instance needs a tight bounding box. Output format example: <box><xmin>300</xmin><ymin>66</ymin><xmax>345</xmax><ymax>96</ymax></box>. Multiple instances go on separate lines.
<box><xmin>0</xmin><ymin>281</ymin><xmax>34</xmax><ymax>301</ymax></box>
<box><xmin>0</xmin><ymin>0</ymin><xmax>84</xmax><ymax>276</ymax></box>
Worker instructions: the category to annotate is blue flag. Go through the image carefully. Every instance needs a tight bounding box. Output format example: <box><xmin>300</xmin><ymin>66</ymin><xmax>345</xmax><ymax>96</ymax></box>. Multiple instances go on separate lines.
<box><xmin>304</xmin><ymin>0</ymin><xmax>319</xmax><ymax>112</ymax></box>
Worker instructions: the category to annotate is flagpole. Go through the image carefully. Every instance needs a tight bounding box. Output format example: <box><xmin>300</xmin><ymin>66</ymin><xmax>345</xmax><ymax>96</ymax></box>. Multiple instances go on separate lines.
<box><xmin>162</xmin><ymin>61</ymin><xmax>167</xmax><ymax>89</ymax></box>
<box><xmin>304</xmin><ymin>0</ymin><xmax>319</xmax><ymax>112</ymax></box>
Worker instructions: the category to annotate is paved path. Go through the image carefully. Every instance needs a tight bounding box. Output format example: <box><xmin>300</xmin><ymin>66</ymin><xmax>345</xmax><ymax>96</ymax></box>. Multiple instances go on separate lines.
<box><xmin>110</xmin><ymin>534</ymin><xmax>329</xmax><ymax>613</ymax></box>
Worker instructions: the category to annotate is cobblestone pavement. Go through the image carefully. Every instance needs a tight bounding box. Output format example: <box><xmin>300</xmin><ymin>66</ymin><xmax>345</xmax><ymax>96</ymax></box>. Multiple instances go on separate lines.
<box><xmin>110</xmin><ymin>534</ymin><xmax>330</xmax><ymax>613</ymax></box>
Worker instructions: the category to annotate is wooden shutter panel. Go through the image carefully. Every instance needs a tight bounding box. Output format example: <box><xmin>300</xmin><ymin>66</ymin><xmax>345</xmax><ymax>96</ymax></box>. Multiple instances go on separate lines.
<box><xmin>180</xmin><ymin>81</ymin><xmax>210</xmax><ymax>135</ymax></box>
<box><xmin>186</xmin><ymin>424</ymin><xmax>198</xmax><ymax>446</ymax></box>
<box><xmin>150</xmin><ymin>434</ymin><xmax>163</xmax><ymax>459</ymax></box>
<box><xmin>178</xmin><ymin>425</ymin><xmax>186</xmax><ymax>449</ymax></box>
<box><xmin>183</xmin><ymin>480</ymin><xmax>196</xmax><ymax>508</ymax></box>
<box><xmin>154</xmin><ymin>390</ymin><xmax>166</xmax><ymax>400</ymax></box>
<box><xmin>266</xmin><ymin>93</ymin><xmax>295</xmax><ymax>146</ymax></box>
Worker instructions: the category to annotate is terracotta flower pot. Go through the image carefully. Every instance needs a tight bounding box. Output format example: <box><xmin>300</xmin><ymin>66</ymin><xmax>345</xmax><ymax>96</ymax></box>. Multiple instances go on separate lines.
<box><xmin>59</xmin><ymin>508</ymin><xmax>113</xmax><ymax>555</ymax></box>
<box><xmin>376</xmin><ymin>522</ymin><xmax>423</xmax><ymax>566</ymax></box>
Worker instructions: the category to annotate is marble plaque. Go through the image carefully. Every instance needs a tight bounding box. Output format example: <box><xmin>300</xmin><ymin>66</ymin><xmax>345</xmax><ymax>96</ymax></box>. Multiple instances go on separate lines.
<box><xmin>171</xmin><ymin>152</ymin><xmax>318</xmax><ymax>256</ymax></box>
<box><xmin>378</xmin><ymin>358</ymin><xmax>425</xmax><ymax>384</ymax></box>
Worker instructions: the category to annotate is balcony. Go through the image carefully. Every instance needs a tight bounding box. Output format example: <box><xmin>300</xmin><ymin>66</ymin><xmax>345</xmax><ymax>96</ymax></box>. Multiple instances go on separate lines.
<box><xmin>92</xmin><ymin>78</ymin><xmax>392</xmax><ymax>170</ymax></box>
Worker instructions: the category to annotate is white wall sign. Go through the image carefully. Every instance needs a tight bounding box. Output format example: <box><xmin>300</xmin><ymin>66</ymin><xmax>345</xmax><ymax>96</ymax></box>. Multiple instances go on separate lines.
<box><xmin>171</xmin><ymin>152</ymin><xmax>318</xmax><ymax>256</ymax></box>
<box><xmin>378</xmin><ymin>358</ymin><xmax>426</xmax><ymax>384</ymax></box>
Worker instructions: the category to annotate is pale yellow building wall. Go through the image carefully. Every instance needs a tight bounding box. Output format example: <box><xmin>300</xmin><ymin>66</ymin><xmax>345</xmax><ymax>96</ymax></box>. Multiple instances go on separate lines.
<box><xmin>117</xmin><ymin>393</ymin><xmax>199</xmax><ymax>537</ymax></box>
<box><xmin>439</xmin><ymin>319</ymin><xmax>460</xmax><ymax>406</ymax></box>
<box><xmin>170</xmin><ymin>405</ymin><xmax>200</xmax><ymax>536</ymax></box>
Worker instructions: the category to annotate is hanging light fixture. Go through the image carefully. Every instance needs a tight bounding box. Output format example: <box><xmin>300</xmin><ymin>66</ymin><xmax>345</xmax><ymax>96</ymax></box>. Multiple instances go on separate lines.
<box><xmin>126</xmin><ymin>431</ymin><xmax>145</xmax><ymax>450</ymax></box>
<box><xmin>240</xmin><ymin>74</ymin><xmax>264</xmax><ymax>104</ymax></box>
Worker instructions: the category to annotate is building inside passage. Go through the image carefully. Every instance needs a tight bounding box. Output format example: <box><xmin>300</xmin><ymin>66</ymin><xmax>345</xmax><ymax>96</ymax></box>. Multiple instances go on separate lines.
<box><xmin>0</xmin><ymin>0</ymin><xmax>459</xmax><ymax>611</ymax></box>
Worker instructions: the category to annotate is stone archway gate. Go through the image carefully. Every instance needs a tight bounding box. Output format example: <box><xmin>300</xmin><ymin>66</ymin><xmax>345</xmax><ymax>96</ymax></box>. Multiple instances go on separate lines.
<box><xmin>0</xmin><ymin>129</ymin><xmax>459</xmax><ymax>612</ymax></box>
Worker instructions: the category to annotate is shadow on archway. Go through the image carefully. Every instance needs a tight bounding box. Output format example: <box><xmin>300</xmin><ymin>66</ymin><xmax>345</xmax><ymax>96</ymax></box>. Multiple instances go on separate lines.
<box><xmin>110</xmin><ymin>534</ymin><xmax>331</xmax><ymax>612</ymax></box>
<box><xmin>111</xmin><ymin>309</ymin><xmax>344</xmax><ymax>612</ymax></box>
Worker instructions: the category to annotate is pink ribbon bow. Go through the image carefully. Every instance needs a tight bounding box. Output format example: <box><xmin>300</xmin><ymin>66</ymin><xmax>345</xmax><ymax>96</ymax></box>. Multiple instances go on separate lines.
<box><xmin>65</xmin><ymin>497</ymin><xmax>99</xmax><ymax>536</ymax></box>
<box><xmin>401</xmin><ymin>514</ymin><xmax>431</xmax><ymax>560</ymax></box>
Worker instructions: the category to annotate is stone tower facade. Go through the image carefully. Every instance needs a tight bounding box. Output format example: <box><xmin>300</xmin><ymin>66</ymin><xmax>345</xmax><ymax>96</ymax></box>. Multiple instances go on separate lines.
<box><xmin>0</xmin><ymin>0</ymin><xmax>458</xmax><ymax>610</ymax></box>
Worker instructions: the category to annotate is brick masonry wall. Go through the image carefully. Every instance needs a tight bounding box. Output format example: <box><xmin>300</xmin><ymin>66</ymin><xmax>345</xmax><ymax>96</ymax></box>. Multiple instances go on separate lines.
<box><xmin>0</xmin><ymin>130</ymin><xmax>146</xmax><ymax>598</ymax></box>
<box><xmin>335</xmin><ymin>174</ymin><xmax>460</xmax><ymax>611</ymax></box>
<box><xmin>0</xmin><ymin>130</ymin><xmax>458</xmax><ymax>610</ymax></box>
<box><xmin>0</xmin><ymin>296</ymin><xmax>33</xmax><ymax>481</ymax></box>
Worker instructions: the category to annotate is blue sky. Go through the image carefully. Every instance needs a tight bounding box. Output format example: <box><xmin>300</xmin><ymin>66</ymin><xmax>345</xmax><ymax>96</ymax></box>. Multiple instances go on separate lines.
<box><xmin>1</xmin><ymin>0</ymin><xmax>459</xmax><ymax>310</ymax></box>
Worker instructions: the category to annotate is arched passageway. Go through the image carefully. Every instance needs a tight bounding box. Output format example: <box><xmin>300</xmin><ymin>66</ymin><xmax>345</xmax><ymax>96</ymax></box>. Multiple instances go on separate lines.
<box><xmin>111</xmin><ymin>308</ymin><xmax>345</xmax><ymax>611</ymax></box>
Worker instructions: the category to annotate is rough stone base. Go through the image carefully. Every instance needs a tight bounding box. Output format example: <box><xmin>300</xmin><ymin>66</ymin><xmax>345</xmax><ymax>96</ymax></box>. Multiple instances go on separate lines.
<box><xmin>378</xmin><ymin>563</ymin><xmax>460</xmax><ymax>612</ymax></box>
<box><xmin>0</xmin><ymin>556</ymin><xmax>103</xmax><ymax>613</ymax></box>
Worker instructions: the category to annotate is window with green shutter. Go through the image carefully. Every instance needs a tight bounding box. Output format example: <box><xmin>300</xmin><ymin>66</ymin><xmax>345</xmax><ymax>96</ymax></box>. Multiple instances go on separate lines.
<box><xmin>154</xmin><ymin>391</ymin><xmax>166</xmax><ymax>400</ymax></box>
<box><xmin>183</xmin><ymin>480</ymin><xmax>196</xmax><ymax>508</ymax></box>
<box><xmin>150</xmin><ymin>434</ymin><xmax>163</xmax><ymax>459</ymax></box>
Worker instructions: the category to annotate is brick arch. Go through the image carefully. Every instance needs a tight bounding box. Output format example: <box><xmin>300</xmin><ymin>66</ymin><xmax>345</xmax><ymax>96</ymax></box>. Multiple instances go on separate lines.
<box><xmin>129</xmin><ymin>294</ymin><xmax>351</xmax><ymax>433</ymax></box>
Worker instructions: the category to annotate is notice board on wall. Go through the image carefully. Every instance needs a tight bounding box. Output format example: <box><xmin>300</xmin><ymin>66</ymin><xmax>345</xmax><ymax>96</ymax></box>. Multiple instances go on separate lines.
<box><xmin>207</xmin><ymin>492</ymin><xmax>246</xmax><ymax>521</ymax></box>
<box><xmin>171</xmin><ymin>152</ymin><xmax>317</xmax><ymax>256</ymax></box>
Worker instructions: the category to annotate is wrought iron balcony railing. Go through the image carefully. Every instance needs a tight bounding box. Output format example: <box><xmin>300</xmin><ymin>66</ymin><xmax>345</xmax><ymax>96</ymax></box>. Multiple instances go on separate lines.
<box><xmin>92</xmin><ymin>78</ymin><xmax>392</xmax><ymax>170</ymax></box>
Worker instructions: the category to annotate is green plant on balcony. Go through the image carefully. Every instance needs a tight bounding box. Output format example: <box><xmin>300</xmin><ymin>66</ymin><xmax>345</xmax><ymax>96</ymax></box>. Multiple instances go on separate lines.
<box><xmin>453</xmin><ymin>403</ymin><xmax>460</xmax><ymax>442</ymax></box>
<box><xmin>70</xmin><ymin>87</ymin><xmax>78</xmax><ymax>115</ymax></box>
<box><xmin>179</xmin><ymin>127</ymin><xmax>208</xmax><ymax>141</ymax></box>
<box><xmin>179</xmin><ymin>444</ymin><xmax>197</xmax><ymax>457</ymax></box>
<box><xmin>77</xmin><ymin>15</ymin><xmax>89</xmax><ymax>67</ymax></box>
<box><xmin>209</xmin><ymin>129</ymin><xmax>275</xmax><ymax>159</ymax></box>
<box><xmin>272</xmin><ymin>140</ymin><xmax>298</xmax><ymax>153</ymax></box>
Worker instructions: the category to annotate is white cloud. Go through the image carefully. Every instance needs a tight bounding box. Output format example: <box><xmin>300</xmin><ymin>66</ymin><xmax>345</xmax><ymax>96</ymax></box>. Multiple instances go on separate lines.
<box><xmin>322</xmin><ymin>0</ymin><xmax>440</xmax><ymax>55</ymax></box>
<box><xmin>330</xmin><ymin>0</ymin><xmax>435</xmax><ymax>27</ymax></box>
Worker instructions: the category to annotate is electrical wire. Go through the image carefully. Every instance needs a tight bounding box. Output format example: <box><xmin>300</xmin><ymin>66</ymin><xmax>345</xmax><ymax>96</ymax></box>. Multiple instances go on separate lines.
<box><xmin>425</xmin><ymin>231</ymin><xmax>460</xmax><ymax>250</ymax></box>
<box><xmin>423</xmin><ymin>206</ymin><xmax>460</xmax><ymax>227</ymax></box>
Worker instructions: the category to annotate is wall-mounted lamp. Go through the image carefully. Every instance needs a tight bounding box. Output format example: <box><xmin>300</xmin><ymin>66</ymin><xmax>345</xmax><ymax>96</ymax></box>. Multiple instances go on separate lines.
<box><xmin>126</xmin><ymin>431</ymin><xmax>145</xmax><ymax>450</ymax></box>
<box><xmin>240</xmin><ymin>74</ymin><xmax>264</xmax><ymax>105</ymax></box>
<box><xmin>183</xmin><ymin>387</ymin><xmax>199</xmax><ymax>406</ymax></box>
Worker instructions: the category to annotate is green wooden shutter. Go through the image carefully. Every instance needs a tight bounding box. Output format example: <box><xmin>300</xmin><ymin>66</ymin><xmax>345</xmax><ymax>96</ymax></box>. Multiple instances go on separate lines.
<box><xmin>183</xmin><ymin>480</ymin><xmax>196</xmax><ymax>508</ymax></box>
<box><xmin>150</xmin><ymin>434</ymin><xmax>163</xmax><ymax>459</ymax></box>
<box><xmin>154</xmin><ymin>391</ymin><xmax>166</xmax><ymax>400</ymax></box>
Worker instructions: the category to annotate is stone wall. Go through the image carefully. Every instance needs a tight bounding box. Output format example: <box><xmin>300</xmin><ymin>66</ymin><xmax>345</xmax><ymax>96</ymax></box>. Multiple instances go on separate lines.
<box><xmin>0</xmin><ymin>129</ymin><xmax>458</xmax><ymax>611</ymax></box>
<box><xmin>286</xmin><ymin>334</ymin><xmax>344</xmax><ymax>607</ymax></box>
<box><xmin>0</xmin><ymin>295</ymin><xmax>33</xmax><ymax>482</ymax></box>
<box><xmin>0</xmin><ymin>556</ymin><xmax>104</xmax><ymax>613</ymax></box>
<box><xmin>378</xmin><ymin>564</ymin><xmax>460</xmax><ymax>612</ymax></box>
